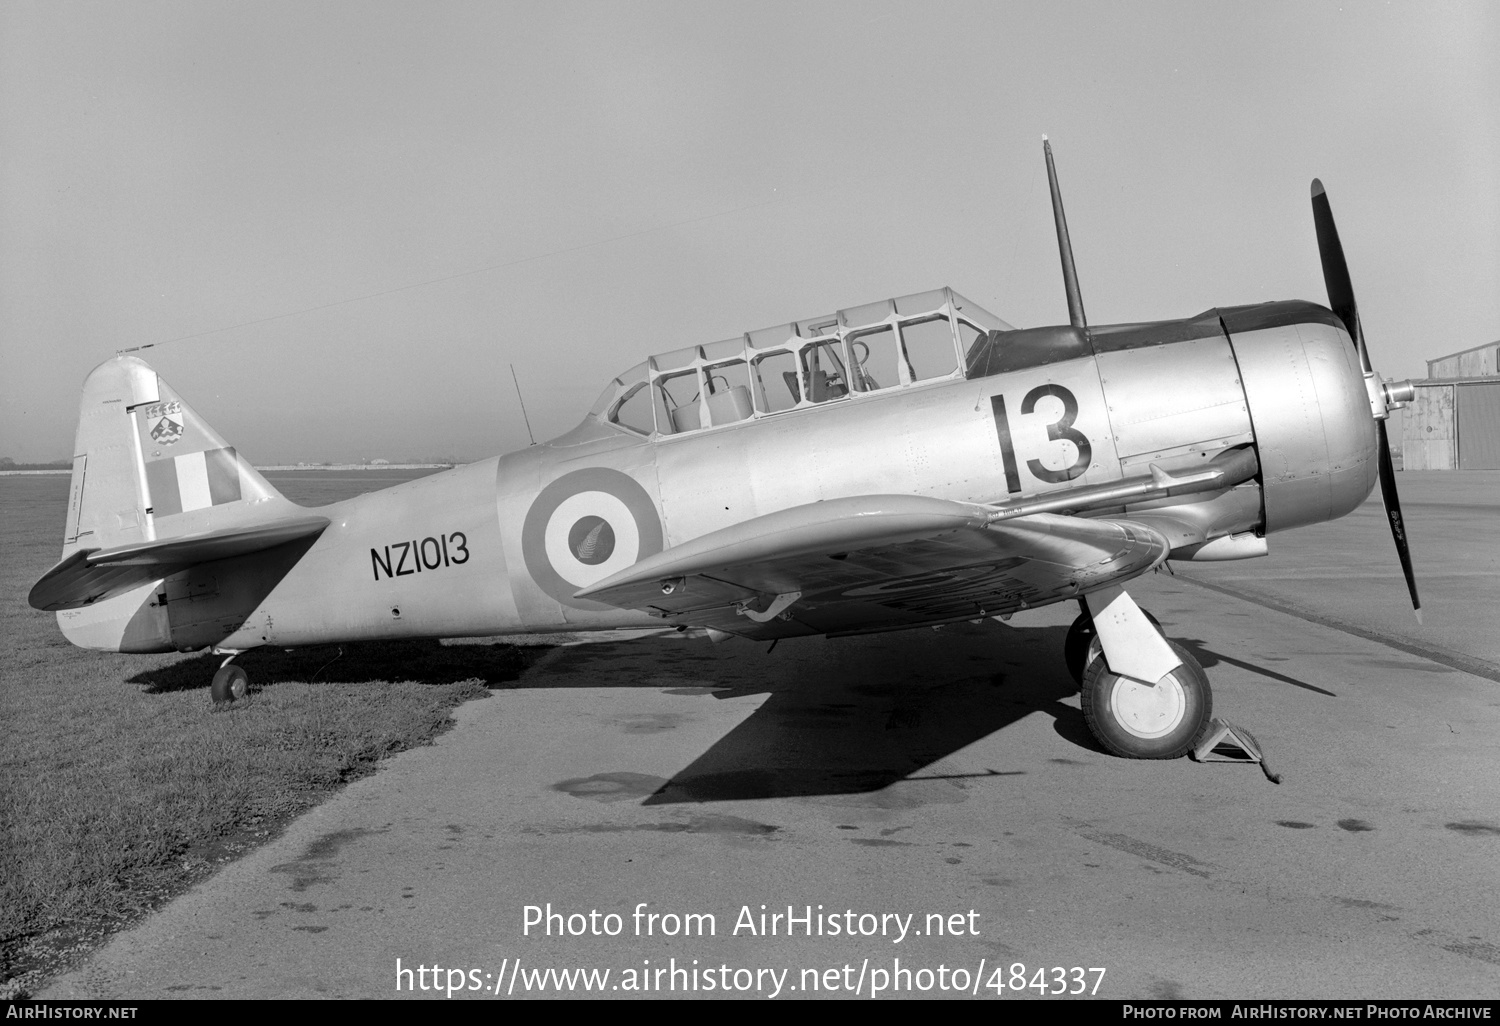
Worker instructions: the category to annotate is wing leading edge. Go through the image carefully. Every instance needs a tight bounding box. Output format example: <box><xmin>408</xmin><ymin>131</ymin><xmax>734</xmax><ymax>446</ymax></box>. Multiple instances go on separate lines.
<box><xmin>578</xmin><ymin>448</ymin><xmax>1260</xmax><ymax>640</ymax></box>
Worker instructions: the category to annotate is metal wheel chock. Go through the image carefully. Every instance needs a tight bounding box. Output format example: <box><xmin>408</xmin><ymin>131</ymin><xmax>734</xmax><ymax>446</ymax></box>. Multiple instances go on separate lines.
<box><xmin>1191</xmin><ymin>718</ymin><xmax>1282</xmax><ymax>784</ymax></box>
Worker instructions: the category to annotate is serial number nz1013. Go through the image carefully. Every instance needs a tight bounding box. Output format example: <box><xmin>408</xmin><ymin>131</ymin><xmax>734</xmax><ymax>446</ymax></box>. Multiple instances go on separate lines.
<box><xmin>371</xmin><ymin>532</ymin><xmax>470</xmax><ymax>581</ymax></box>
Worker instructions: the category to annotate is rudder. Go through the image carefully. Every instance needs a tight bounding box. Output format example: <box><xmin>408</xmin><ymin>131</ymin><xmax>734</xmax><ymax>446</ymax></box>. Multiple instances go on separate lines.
<box><xmin>64</xmin><ymin>355</ymin><xmax>293</xmax><ymax>558</ymax></box>
<box><xmin>32</xmin><ymin>357</ymin><xmax>328</xmax><ymax>649</ymax></box>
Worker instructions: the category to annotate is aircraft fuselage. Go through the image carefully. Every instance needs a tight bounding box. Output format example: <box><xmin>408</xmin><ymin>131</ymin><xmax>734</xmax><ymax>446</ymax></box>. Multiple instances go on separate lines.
<box><xmin>56</xmin><ymin>298</ymin><xmax>1377</xmax><ymax>656</ymax></box>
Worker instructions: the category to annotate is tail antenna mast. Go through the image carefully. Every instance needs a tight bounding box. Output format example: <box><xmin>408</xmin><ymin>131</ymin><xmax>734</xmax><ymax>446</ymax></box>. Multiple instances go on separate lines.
<box><xmin>510</xmin><ymin>363</ymin><xmax>537</xmax><ymax>446</ymax></box>
<box><xmin>1043</xmin><ymin>135</ymin><xmax>1088</xmax><ymax>329</ymax></box>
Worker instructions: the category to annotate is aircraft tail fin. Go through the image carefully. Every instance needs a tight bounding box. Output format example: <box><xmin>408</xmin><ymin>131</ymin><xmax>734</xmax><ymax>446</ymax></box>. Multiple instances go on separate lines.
<box><xmin>59</xmin><ymin>356</ymin><xmax>297</xmax><ymax>556</ymax></box>
<box><xmin>30</xmin><ymin>356</ymin><xmax>326</xmax><ymax>614</ymax></box>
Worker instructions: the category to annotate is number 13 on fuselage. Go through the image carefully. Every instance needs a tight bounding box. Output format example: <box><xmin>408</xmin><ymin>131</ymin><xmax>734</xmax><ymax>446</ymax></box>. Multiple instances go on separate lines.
<box><xmin>986</xmin><ymin>357</ymin><xmax>1115</xmax><ymax>497</ymax></box>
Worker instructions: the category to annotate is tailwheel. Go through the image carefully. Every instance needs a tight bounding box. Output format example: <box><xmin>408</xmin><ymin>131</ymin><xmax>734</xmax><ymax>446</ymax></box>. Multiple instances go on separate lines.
<box><xmin>1080</xmin><ymin>640</ymin><xmax>1211</xmax><ymax>759</ymax></box>
<box><xmin>210</xmin><ymin>663</ymin><xmax>250</xmax><ymax>706</ymax></box>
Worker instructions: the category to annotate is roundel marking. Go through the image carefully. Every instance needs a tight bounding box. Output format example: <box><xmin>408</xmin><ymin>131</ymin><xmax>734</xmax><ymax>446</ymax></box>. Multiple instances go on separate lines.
<box><xmin>522</xmin><ymin>468</ymin><xmax>663</xmax><ymax>608</ymax></box>
<box><xmin>542</xmin><ymin>491</ymin><xmax>639</xmax><ymax>587</ymax></box>
<box><xmin>568</xmin><ymin>516</ymin><xmax>615</xmax><ymax>565</ymax></box>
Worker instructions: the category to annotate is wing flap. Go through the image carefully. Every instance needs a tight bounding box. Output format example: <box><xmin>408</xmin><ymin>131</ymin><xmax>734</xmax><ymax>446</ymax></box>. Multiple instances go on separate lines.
<box><xmin>29</xmin><ymin>514</ymin><xmax>330</xmax><ymax>611</ymax></box>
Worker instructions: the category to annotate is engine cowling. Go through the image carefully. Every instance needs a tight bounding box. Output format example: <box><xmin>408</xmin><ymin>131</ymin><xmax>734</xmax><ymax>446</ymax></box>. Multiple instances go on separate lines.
<box><xmin>1220</xmin><ymin>301</ymin><xmax>1378</xmax><ymax>535</ymax></box>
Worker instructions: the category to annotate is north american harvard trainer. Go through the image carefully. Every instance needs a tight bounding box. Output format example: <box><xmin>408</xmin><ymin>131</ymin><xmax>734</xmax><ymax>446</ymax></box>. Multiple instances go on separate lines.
<box><xmin>29</xmin><ymin>141</ymin><xmax>1421</xmax><ymax>760</ymax></box>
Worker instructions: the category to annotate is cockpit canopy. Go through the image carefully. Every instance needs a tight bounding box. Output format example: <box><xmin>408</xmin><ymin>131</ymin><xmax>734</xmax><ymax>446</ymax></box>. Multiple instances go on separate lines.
<box><xmin>590</xmin><ymin>288</ymin><xmax>1010</xmax><ymax>437</ymax></box>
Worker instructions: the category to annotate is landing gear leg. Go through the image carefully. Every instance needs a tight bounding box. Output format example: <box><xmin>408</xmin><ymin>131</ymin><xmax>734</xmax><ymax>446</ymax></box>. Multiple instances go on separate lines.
<box><xmin>1065</xmin><ymin>604</ymin><xmax>1160</xmax><ymax>685</ymax></box>
<box><xmin>210</xmin><ymin>654</ymin><xmax>250</xmax><ymax>706</ymax></box>
<box><xmin>1075</xmin><ymin>586</ymin><xmax>1209</xmax><ymax>759</ymax></box>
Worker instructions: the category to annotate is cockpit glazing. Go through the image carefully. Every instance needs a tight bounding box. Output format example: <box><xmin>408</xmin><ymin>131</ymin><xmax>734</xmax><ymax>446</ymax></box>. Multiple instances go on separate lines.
<box><xmin>591</xmin><ymin>288</ymin><xmax>1010</xmax><ymax>438</ymax></box>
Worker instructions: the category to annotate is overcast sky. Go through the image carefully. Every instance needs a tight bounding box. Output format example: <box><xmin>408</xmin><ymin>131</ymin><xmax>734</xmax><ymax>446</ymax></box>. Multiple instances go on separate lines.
<box><xmin>2</xmin><ymin>0</ymin><xmax>1496</xmax><ymax>463</ymax></box>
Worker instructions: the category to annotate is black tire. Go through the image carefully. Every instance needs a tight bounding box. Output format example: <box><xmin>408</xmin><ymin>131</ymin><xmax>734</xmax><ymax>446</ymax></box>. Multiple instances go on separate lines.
<box><xmin>1080</xmin><ymin>640</ymin><xmax>1210</xmax><ymax>759</ymax></box>
<box><xmin>211</xmin><ymin>664</ymin><xmax>250</xmax><ymax>706</ymax></box>
<box><xmin>1065</xmin><ymin>608</ymin><xmax>1161</xmax><ymax>685</ymax></box>
<box><xmin>1064</xmin><ymin>612</ymin><xmax>1097</xmax><ymax>684</ymax></box>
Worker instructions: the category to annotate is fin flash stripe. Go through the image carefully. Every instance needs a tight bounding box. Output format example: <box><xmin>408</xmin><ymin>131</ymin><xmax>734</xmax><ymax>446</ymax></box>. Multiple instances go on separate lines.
<box><xmin>145</xmin><ymin>447</ymin><xmax>241</xmax><ymax>517</ymax></box>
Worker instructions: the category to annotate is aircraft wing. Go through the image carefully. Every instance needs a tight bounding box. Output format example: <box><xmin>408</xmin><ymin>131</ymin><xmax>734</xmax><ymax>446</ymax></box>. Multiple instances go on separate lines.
<box><xmin>28</xmin><ymin>515</ymin><xmax>330</xmax><ymax>612</ymax></box>
<box><xmin>575</xmin><ymin>495</ymin><xmax>1170</xmax><ymax>640</ymax></box>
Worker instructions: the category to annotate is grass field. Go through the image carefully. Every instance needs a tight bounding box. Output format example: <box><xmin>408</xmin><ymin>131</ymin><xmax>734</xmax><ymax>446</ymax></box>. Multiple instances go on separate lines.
<box><xmin>0</xmin><ymin>470</ymin><xmax>538</xmax><ymax>995</ymax></box>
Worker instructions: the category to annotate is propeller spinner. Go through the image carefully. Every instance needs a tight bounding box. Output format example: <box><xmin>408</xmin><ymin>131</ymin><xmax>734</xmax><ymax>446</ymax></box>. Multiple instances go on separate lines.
<box><xmin>1310</xmin><ymin>179</ymin><xmax>1423</xmax><ymax>623</ymax></box>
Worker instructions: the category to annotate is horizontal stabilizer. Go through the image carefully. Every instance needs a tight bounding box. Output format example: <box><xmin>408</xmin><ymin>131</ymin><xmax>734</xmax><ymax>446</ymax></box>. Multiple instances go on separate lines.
<box><xmin>29</xmin><ymin>514</ymin><xmax>329</xmax><ymax>611</ymax></box>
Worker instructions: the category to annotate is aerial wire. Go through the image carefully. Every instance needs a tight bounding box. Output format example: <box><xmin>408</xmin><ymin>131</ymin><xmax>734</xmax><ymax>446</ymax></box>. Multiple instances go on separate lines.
<box><xmin>510</xmin><ymin>363</ymin><xmax>536</xmax><ymax>446</ymax></box>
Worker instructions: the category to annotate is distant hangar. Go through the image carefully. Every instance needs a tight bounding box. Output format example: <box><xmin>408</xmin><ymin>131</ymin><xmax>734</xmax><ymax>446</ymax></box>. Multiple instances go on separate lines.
<box><xmin>1396</xmin><ymin>340</ymin><xmax>1500</xmax><ymax>470</ymax></box>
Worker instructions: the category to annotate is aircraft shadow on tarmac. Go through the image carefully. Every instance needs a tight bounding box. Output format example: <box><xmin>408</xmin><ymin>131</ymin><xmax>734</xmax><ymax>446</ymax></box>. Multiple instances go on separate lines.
<box><xmin>530</xmin><ymin>619</ymin><xmax>1105</xmax><ymax>804</ymax></box>
<box><xmin>1171</xmin><ymin>636</ymin><xmax>1336</xmax><ymax>698</ymax></box>
<box><xmin>123</xmin><ymin>622</ymin><xmax>1329</xmax><ymax>804</ymax></box>
<box><xmin>127</xmin><ymin>639</ymin><xmax>536</xmax><ymax>693</ymax></box>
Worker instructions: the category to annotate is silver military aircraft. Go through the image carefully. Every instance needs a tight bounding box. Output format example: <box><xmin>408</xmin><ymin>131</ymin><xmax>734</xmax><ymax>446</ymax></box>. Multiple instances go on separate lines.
<box><xmin>29</xmin><ymin>142</ymin><xmax>1421</xmax><ymax>760</ymax></box>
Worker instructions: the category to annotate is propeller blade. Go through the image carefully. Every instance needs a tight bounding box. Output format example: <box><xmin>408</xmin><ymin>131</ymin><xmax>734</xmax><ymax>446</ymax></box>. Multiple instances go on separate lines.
<box><xmin>1376</xmin><ymin>419</ymin><xmax>1423</xmax><ymax>623</ymax></box>
<box><xmin>1311</xmin><ymin>179</ymin><xmax>1372</xmax><ymax>372</ymax></box>
<box><xmin>1312</xmin><ymin>178</ymin><xmax>1421</xmax><ymax>622</ymax></box>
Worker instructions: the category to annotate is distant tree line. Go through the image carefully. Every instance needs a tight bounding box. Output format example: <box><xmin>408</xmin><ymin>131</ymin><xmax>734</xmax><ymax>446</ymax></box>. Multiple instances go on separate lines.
<box><xmin>0</xmin><ymin>457</ymin><xmax>70</xmax><ymax>471</ymax></box>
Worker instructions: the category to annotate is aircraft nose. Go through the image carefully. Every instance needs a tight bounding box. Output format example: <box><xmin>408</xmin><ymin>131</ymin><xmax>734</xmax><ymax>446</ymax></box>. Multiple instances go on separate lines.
<box><xmin>1221</xmin><ymin>304</ymin><xmax>1379</xmax><ymax>535</ymax></box>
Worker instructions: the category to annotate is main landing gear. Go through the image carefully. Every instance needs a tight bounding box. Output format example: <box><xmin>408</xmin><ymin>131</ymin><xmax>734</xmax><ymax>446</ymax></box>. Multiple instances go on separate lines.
<box><xmin>210</xmin><ymin>653</ymin><xmax>250</xmax><ymax>706</ymax></box>
<box><xmin>1068</xmin><ymin>590</ymin><xmax>1211</xmax><ymax>760</ymax></box>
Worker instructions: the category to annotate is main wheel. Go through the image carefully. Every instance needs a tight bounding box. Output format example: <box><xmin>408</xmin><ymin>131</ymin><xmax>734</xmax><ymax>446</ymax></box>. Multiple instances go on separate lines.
<box><xmin>210</xmin><ymin>664</ymin><xmax>250</xmax><ymax>706</ymax></box>
<box><xmin>1080</xmin><ymin>640</ymin><xmax>1210</xmax><ymax>759</ymax></box>
<box><xmin>1065</xmin><ymin>608</ymin><xmax>1161</xmax><ymax>685</ymax></box>
<box><xmin>1064</xmin><ymin>612</ymin><xmax>1097</xmax><ymax>684</ymax></box>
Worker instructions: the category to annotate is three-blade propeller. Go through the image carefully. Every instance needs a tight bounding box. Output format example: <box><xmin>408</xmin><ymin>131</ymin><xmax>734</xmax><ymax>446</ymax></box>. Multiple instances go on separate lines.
<box><xmin>1311</xmin><ymin>179</ymin><xmax>1423</xmax><ymax>623</ymax></box>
